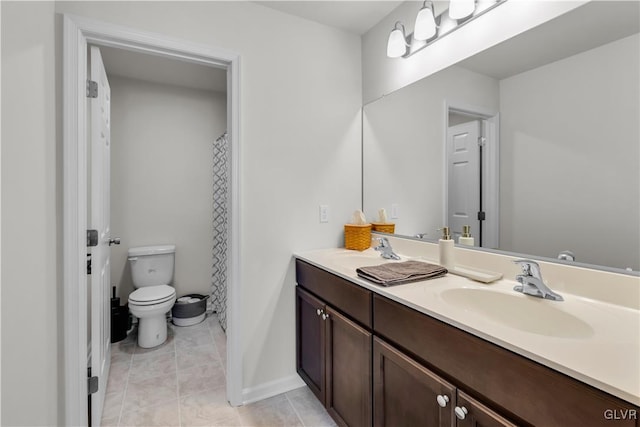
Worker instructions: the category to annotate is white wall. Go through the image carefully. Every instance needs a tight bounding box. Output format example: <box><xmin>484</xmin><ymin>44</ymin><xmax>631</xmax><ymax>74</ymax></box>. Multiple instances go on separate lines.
<box><xmin>3</xmin><ymin>1</ymin><xmax>364</xmax><ymax>420</ymax></box>
<box><xmin>499</xmin><ymin>33</ymin><xmax>640</xmax><ymax>270</ymax></box>
<box><xmin>1</xmin><ymin>1</ymin><xmax>60</xmax><ymax>425</ymax></box>
<box><xmin>362</xmin><ymin>0</ymin><xmax>587</xmax><ymax>103</ymax></box>
<box><xmin>109</xmin><ymin>75</ymin><xmax>227</xmax><ymax>301</ymax></box>
<box><xmin>363</xmin><ymin>65</ymin><xmax>499</xmax><ymax>238</ymax></box>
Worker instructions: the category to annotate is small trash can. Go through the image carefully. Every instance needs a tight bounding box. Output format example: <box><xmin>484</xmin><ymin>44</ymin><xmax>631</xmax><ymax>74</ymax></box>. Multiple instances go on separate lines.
<box><xmin>111</xmin><ymin>287</ymin><xmax>130</xmax><ymax>343</ymax></box>
<box><xmin>172</xmin><ymin>294</ymin><xmax>208</xmax><ymax>327</ymax></box>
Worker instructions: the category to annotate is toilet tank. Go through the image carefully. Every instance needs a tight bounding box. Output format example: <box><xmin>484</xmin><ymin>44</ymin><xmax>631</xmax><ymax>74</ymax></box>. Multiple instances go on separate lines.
<box><xmin>128</xmin><ymin>245</ymin><xmax>176</xmax><ymax>288</ymax></box>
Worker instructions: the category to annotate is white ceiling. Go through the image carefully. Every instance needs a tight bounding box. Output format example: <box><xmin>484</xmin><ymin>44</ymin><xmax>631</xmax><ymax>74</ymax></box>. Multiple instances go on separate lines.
<box><xmin>99</xmin><ymin>1</ymin><xmax>640</xmax><ymax>94</ymax></box>
<box><xmin>99</xmin><ymin>1</ymin><xmax>403</xmax><ymax>92</ymax></box>
<box><xmin>257</xmin><ymin>1</ymin><xmax>404</xmax><ymax>35</ymax></box>
<box><xmin>458</xmin><ymin>1</ymin><xmax>640</xmax><ymax>79</ymax></box>
<box><xmin>100</xmin><ymin>46</ymin><xmax>228</xmax><ymax>93</ymax></box>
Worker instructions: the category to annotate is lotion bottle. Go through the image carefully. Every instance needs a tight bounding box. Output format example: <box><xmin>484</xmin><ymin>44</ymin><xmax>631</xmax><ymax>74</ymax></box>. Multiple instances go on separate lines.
<box><xmin>458</xmin><ymin>225</ymin><xmax>475</xmax><ymax>247</ymax></box>
<box><xmin>439</xmin><ymin>227</ymin><xmax>455</xmax><ymax>269</ymax></box>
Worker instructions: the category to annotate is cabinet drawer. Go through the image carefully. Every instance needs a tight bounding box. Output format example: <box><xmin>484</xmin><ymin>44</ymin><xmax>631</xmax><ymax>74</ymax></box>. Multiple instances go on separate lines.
<box><xmin>374</xmin><ymin>294</ymin><xmax>638</xmax><ymax>427</ymax></box>
<box><xmin>296</xmin><ymin>259</ymin><xmax>372</xmax><ymax>328</ymax></box>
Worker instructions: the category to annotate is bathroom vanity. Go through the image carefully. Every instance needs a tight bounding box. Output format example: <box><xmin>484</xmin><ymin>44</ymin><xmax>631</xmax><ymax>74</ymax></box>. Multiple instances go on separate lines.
<box><xmin>295</xmin><ymin>244</ymin><xmax>640</xmax><ymax>427</ymax></box>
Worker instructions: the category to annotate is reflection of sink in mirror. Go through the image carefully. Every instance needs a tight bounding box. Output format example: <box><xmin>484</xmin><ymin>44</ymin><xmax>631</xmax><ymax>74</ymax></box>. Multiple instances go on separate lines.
<box><xmin>441</xmin><ymin>288</ymin><xmax>594</xmax><ymax>338</ymax></box>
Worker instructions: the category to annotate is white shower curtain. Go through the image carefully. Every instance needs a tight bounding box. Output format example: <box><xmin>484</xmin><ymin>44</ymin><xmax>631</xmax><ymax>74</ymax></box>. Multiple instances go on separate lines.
<box><xmin>210</xmin><ymin>132</ymin><xmax>229</xmax><ymax>331</ymax></box>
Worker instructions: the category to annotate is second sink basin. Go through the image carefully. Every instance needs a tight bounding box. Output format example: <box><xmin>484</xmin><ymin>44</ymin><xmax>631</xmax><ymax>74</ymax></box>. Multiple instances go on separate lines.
<box><xmin>441</xmin><ymin>288</ymin><xmax>594</xmax><ymax>338</ymax></box>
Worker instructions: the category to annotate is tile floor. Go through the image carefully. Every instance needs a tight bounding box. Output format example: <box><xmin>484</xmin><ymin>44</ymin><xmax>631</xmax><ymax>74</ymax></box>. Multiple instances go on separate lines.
<box><xmin>102</xmin><ymin>313</ymin><xmax>336</xmax><ymax>427</ymax></box>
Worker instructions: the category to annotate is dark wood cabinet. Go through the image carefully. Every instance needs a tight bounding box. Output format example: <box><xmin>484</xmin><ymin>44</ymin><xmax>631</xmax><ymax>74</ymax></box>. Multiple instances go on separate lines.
<box><xmin>373</xmin><ymin>336</ymin><xmax>456</xmax><ymax>427</ymax></box>
<box><xmin>373</xmin><ymin>336</ymin><xmax>515</xmax><ymax>427</ymax></box>
<box><xmin>296</xmin><ymin>259</ymin><xmax>639</xmax><ymax>427</ymax></box>
<box><xmin>296</xmin><ymin>286</ymin><xmax>326</xmax><ymax>403</ymax></box>
<box><xmin>373</xmin><ymin>294</ymin><xmax>638</xmax><ymax>427</ymax></box>
<box><xmin>295</xmin><ymin>261</ymin><xmax>373</xmax><ymax>427</ymax></box>
<box><xmin>455</xmin><ymin>391</ymin><xmax>517</xmax><ymax>427</ymax></box>
<box><xmin>325</xmin><ymin>307</ymin><xmax>372</xmax><ymax>427</ymax></box>
<box><xmin>296</xmin><ymin>259</ymin><xmax>372</xmax><ymax>327</ymax></box>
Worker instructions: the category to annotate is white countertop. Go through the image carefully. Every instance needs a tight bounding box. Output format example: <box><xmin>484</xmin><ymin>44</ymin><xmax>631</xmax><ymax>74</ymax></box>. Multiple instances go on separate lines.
<box><xmin>295</xmin><ymin>247</ymin><xmax>640</xmax><ymax>406</ymax></box>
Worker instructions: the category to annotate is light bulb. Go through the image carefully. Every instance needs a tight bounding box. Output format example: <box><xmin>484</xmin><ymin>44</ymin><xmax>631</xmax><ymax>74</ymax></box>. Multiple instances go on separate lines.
<box><xmin>414</xmin><ymin>2</ymin><xmax>437</xmax><ymax>41</ymax></box>
<box><xmin>449</xmin><ymin>0</ymin><xmax>475</xmax><ymax>20</ymax></box>
<box><xmin>386</xmin><ymin>23</ymin><xmax>407</xmax><ymax>58</ymax></box>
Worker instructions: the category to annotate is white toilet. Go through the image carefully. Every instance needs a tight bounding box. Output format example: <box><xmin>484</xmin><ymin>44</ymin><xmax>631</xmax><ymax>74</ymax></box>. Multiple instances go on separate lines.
<box><xmin>127</xmin><ymin>245</ymin><xmax>177</xmax><ymax>348</ymax></box>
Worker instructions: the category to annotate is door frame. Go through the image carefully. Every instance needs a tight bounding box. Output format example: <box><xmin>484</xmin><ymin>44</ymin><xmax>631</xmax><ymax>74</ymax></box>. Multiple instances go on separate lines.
<box><xmin>443</xmin><ymin>100</ymin><xmax>499</xmax><ymax>248</ymax></box>
<box><xmin>62</xmin><ymin>14</ymin><xmax>242</xmax><ymax>425</ymax></box>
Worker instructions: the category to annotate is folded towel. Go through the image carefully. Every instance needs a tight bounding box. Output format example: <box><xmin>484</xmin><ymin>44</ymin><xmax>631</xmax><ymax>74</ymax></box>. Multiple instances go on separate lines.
<box><xmin>356</xmin><ymin>260</ymin><xmax>447</xmax><ymax>286</ymax></box>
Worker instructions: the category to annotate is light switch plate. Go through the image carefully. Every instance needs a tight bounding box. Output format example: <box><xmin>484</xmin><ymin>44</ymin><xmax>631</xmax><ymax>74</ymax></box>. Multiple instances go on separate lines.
<box><xmin>319</xmin><ymin>205</ymin><xmax>329</xmax><ymax>223</ymax></box>
<box><xmin>391</xmin><ymin>204</ymin><xmax>400</xmax><ymax>219</ymax></box>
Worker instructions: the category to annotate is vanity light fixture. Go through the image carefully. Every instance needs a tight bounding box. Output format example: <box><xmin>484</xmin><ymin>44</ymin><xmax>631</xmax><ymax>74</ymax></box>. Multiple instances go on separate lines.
<box><xmin>414</xmin><ymin>1</ymin><xmax>437</xmax><ymax>41</ymax></box>
<box><xmin>449</xmin><ymin>0</ymin><xmax>476</xmax><ymax>20</ymax></box>
<box><xmin>386</xmin><ymin>21</ymin><xmax>409</xmax><ymax>58</ymax></box>
<box><xmin>386</xmin><ymin>0</ymin><xmax>504</xmax><ymax>59</ymax></box>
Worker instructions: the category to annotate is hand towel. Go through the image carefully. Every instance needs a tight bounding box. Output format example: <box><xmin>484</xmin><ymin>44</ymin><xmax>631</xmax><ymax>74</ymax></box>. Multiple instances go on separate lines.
<box><xmin>356</xmin><ymin>260</ymin><xmax>447</xmax><ymax>286</ymax></box>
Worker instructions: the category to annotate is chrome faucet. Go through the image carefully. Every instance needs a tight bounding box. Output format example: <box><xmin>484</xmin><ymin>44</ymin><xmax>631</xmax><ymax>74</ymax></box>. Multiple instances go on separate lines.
<box><xmin>374</xmin><ymin>237</ymin><xmax>401</xmax><ymax>260</ymax></box>
<box><xmin>513</xmin><ymin>260</ymin><xmax>563</xmax><ymax>301</ymax></box>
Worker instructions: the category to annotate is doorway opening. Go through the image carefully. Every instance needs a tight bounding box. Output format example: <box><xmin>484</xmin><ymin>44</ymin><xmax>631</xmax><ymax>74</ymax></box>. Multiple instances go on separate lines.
<box><xmin>63</xmin><ymin>14</ymin><xmax>242</xmax><ymax>426</ymax></box>
<box><xmin>444</xmin><ymin>103</ymin><xmax>499</xmax><ymax>248</ymax></box>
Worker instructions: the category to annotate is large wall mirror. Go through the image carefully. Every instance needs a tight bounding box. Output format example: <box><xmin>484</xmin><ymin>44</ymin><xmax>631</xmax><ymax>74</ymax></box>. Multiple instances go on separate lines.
<box><xmin>363</xmin><ymin>1</ymin><xmax>639</xmax><ymax>272</ymax></box>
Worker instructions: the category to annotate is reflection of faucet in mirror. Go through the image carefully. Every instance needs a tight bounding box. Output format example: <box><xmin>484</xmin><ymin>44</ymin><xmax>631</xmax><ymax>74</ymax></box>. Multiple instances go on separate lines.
<box><xmin>513</xmin><ymin>260</ymin><xmax>563</xmax><ymax>301</ymax></box>
<box><xmin>557</xmin><ymin>251</ymin><xmax>575</xmax><ymax>262</ymax></box>
<box><xmin>374</xmin><ymin>237</ymin><xmax>401</xmax><ymax>260</ymax></box>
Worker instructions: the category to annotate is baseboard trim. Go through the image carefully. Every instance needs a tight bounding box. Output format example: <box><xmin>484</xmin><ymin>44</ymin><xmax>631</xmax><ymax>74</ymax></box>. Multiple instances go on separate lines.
<box><xmin>241</xmin><ymin>374</ymin><xmax>306</xmax><ymax>405</ymax></box>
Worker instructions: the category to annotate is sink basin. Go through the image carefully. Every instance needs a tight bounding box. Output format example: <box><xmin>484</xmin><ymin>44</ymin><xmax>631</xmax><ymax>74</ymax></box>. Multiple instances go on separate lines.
<box><xmin>441</xmin><ymin>288</ymin><xmax>594</xmax><ymax>338</ymax></box>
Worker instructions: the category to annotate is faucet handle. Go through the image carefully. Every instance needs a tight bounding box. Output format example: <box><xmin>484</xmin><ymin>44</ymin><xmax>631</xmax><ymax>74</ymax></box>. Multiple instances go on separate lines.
<box><xmin>513</xmin><ymin>259</ymin><xmax>542</xmax><ymax>279</ymax></box>
<box><xmin>376</xmin><ymin>237</ymin><xmax>389</xmax><ymax>247</ymax></box>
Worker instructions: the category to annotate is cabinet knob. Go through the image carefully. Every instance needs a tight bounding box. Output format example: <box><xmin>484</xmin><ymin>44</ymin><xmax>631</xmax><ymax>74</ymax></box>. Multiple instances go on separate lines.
<box><xmin>321</xmin><ymin>313</ymin><xmax>329</xmax><ymax>320</ymax></box>
<box><xmin>316</xmin><ymin>308</ymin><xmax>323</xmax><ymax>316</ymax></box>
<box><xmin>436</xmin><ymin>395</ymin><xmax>449</xmax><ymax>408</ymax></box>
<box><xmin>454</xmin><ymin>406</ymin><xmax>468</xmax><ymax>420</ymax></box>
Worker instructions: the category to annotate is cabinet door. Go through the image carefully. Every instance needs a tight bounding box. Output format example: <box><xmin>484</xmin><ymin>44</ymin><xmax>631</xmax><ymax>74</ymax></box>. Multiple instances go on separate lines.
<box><xmin>296</xmin><ymin>287</ymin><xmax>326</xmax><ymax>404</ymax></box>
<box><xmin>373</xmin><ymin>337</ymin><xmax>456</xmax><ymax>427</ymax></box>
<box><xmin>325</xmin><ymin>306</ymin><xmax>372</xmax><ymax>427</ymax></box>
<box><xmin>455</xmin><ymin>391</ymin><xmax>518</xmax><ymax>427</ymax></box>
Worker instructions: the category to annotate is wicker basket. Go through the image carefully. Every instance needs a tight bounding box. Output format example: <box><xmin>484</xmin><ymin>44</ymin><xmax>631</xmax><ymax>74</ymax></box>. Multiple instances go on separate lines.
<box><xmin>372</xmin><ymin>222</ymin><xmax>395</xmax><ymax>234</ymax></box>
<box><xmin>344</xmin><ymin>224</ymin><xmax>372</xmax><ymax>251</ymax></box>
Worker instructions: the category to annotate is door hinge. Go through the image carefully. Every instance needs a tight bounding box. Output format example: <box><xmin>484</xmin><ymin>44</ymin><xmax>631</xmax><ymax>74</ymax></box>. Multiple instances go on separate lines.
<box><xmin>88</xmin><ymin>368</ymin><xmax>99</xmax><ymax>395</ymax></box>
<box><xmin>477</xmin><ymin>136</ymin><xmax>486</xmax><ymax>147</ymax></box>
<box><xmin>87</xmin><ymin>254</ymin><xmax>92</xmax><ymax>275</ymax></box>
<box><xmin>477</xmin><ymin>211</ymin><xmax>486</xmax><ymax>221</ymax></box>
<box><xmin>87</xmin><ymin>229</ymin><xmax>98</xmax><ymax>247</ymax></box>
<box><xmin>86</xmin><ymin>80</ymin><xmax>98</xmax><ymax>98</ymax></box>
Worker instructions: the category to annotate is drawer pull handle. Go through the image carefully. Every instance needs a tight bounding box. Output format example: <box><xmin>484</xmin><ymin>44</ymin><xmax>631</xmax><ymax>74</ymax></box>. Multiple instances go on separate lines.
<box><xmin>321</xmin><ymin>313</ymin><xmax>330</xmax><ymax>320</ymax></box>
<box><xmin>454</xmin><ymin>406</ymin><xmax>468</xmax><ymax>420</ymax></box>
<box><xmin>316</xmin><ymin>308</ymin><xmax>323</xmax><ymax>316</ymax></box>
<box><xmin>436</xmin><ymin>395</ymin><xmax>449</xmax><ymax>408</ymax></box>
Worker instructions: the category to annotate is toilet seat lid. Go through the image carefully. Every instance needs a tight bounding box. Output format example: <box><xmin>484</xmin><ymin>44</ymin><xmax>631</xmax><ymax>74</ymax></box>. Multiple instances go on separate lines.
<box><xmin>129</xmin><ymin>285</ymin><xmax>175</xmax><ymax>305</ymax></box>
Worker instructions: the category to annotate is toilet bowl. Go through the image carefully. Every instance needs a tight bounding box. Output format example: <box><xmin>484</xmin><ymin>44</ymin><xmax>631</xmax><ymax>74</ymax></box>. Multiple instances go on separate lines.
<box><xmin>127</xmin><ymin>245</ymin><xmax>177</xmax><ymax>348</ymax></box>
<box><xmin>128</xmin><ymin>285</ymin><xmax>176</xmax><ymax>348</ymax></box>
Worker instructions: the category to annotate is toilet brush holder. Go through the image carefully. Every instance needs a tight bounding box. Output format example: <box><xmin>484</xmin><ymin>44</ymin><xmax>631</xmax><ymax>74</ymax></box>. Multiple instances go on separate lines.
<box><xmin>111</xmin><ymin>286</ymin><xmax>129</xmax><ymax>343</ymax></box>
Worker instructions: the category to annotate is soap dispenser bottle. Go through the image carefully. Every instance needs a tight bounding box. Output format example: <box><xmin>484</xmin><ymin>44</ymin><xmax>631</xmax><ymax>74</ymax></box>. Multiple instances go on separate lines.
<box><xmin>439</xmin><ymin>227</ymin><xmax>455</xmax><ymax>269</ymax></box>
<box><xmin>458</xmin><ymin>225</ymin><xmax>475</xmax><ymax>246</ymax></box>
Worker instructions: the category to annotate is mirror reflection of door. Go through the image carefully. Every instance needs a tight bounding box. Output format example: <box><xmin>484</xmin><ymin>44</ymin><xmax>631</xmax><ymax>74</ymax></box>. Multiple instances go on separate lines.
<box><xmin>446</xmin><ymin>109</ymin><xmax>499</xmax><ymax>248</ymax></box>
<box><xmin>447</xmin><ymin>120</ymin><xmax>481</xmax><ymax>245</ymax></box>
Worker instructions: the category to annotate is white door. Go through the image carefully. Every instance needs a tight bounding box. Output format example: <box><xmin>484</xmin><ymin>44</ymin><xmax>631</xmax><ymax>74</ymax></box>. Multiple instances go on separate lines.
<box><xmin>89</xmin><ymin>45</ymin><xmax>113</xmax><ymax>427</ymax></box>
<box><xmin>447</xmin><ymin>120</ymin><xmax>480</xmax><ymax>244</ymax></box>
